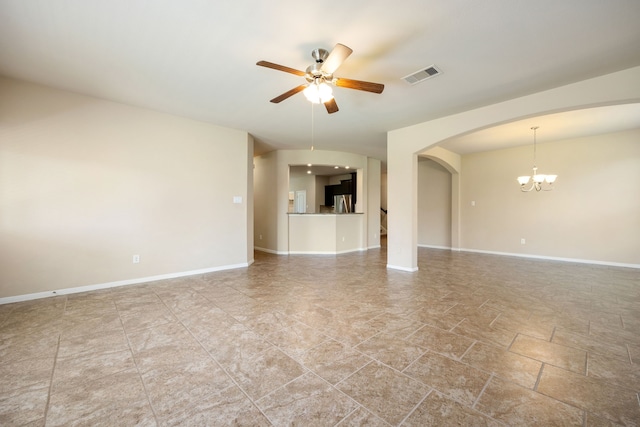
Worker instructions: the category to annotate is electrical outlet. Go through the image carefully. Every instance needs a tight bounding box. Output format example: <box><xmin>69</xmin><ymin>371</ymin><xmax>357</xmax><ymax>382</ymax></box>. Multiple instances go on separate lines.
<box><xmin>520</xmin><ymin>238</ymin><xmax>526</xmax><ymax>245</ymax></box>
<box><xmin>259</xmin><ymin>234</ymin><xmax>263</xmax><ymax>240</ymax></box>
<box><xmin>133</xmin><ymin>254</ymin><xmax>140</xmax><ymax>263</ymax></box>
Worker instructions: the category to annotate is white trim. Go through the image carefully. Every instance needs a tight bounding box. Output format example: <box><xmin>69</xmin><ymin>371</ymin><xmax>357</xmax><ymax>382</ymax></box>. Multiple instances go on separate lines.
<box><xmin>418</xmin><ymin>244</ymin><xmax>451</xmax><ymax>250</ymax></box>
<box><xmin>368</xmin><ymin>245</ymin><xmax>382</xmax><ymax>250</ymax></box>
<box><xmin>254</xmin><ymin>246</ymin><xmax>288</xmax><ymax>255</ymax></box>
<box><xmin>288</xmin><ymin>248</ymin><xmax>366</xmax><ymax>255</ymax></box>
<box><xmin>386</xmin><ymin>264</ymin><xmax>419</xmax><ymax>272</ymax></box>
<box><xmin>0</xmin><ymin>262</ymin><xmax>251</xmax><ymax>305</ymax></box>
<box><xmin>458</xmin><ymin>248</ymin><xmax>640</xmax><ymax>269</ymax></box>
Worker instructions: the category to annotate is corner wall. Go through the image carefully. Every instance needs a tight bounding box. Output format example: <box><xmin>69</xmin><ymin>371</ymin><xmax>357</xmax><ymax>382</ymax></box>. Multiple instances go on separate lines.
<box><xmin>0</xmin><ymin>78</ymin><xmax>253</xmax><ymax>300</ymax></box>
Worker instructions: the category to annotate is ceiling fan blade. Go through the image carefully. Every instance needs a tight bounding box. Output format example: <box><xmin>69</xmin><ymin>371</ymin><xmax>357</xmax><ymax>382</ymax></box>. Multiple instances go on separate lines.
<box><xmin>270</xmin><ymin>84</ymin><xmax>307</xmax><ymax>103</ymax></box>
<box><xmin>321</xmin><ymin>43</ymin><xmax>353</xmax><ymax>74</ymax></box>
<box><xmin>324</xmin><ymin>98</ymin><xmax>339</xmax><ymax>114</ymax></box>
<box><xmin>257</xmin><ymin>60</ymin><xmax>306</xmax><ymax>76</ymax></box>
<box><xmin>334</xmin><ymin>77</ymin><xmax>384</xmax><ymax>94</ymax></box>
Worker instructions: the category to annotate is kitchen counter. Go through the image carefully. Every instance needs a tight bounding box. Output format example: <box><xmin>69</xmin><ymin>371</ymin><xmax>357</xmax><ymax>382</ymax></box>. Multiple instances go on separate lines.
<box><xmin>288</xmin><ymin>213</ymin><xmax>364</xmax><ymax>254</ymax></box>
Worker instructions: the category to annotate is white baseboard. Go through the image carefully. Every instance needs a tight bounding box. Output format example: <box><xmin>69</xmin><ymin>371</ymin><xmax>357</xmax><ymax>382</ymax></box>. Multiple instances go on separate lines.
<box><xmin>0</xmin><ymin>262</ymin><xmax>251</xmax><ymax>305</ymax></box>
<box><xmin>254</xmin><ymin>246</ymin><xmax>288</xmax><ymax>255</ymax></box>
<box><xmin>416</xmin><ymin>244</ymin><xmax>639</xmax><ymax>269</ymax></box>
<box><xmin>457</xmin><ymin>247</ymin><xmax>640</xmax><ymax>269</ymax></box>
<box><xmin>288</xmin><ymin>247</ymin><xmax>367</xmax><ymax>255</ymax></box>
<box><xmin>386</xmin><ymin>264</ymin><xmax>419</xmax><ymax>272</ymax></box>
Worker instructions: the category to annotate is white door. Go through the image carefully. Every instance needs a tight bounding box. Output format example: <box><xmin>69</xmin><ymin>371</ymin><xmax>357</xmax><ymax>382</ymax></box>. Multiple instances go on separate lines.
<box><xmin>295</xmin><ymin>190</ymin><xmax>306</xmax><ymax>213</ymax></box>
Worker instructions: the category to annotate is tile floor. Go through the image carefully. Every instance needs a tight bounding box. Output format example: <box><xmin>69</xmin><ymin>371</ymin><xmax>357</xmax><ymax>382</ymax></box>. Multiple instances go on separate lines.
<box><xmin>1</xmin><ymin>244</ymin><xmax>639</xmax><ymax>426</ymax></box>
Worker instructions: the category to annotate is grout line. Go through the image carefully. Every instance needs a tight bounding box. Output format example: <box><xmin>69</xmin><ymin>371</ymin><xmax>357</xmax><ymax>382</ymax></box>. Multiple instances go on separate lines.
<box><xmin>533</xmin><ymin>363</ymin><xmax>545</xmax><ymax>391</ymax></box>
<box><xmin>549</xmin><ymin>326</ymin><xmax>557</xmax><ymax>342</ymax></box>
<box><xmin>399</xmin><ymin>388</ymin><xmax>432</xmax><ymax>426</ymax></box>
<box><xmin>627</xmin><ymin>344</ymin><xmax>633</xmax><ymax>364</ymax></box>
<box><xmin>472</xmin><ymin>373</ymin><xmax>493</xmax><ymax>409</ymax></box>
<box><xmin>478</xmin><ymin>298</ymin><xmax>490</xmax><ymax>309</ymax></box>
<box><xmin>118</xmin><ymin>311</ymin><xmax>161</xmax><ymax>425</ymax></box>
<box><xmin>489</xmin><ymin>312</ymin><xmax>501</xmax><ymax>327</ymax></box>
<box><xmin>449</xmin><ymin>317</ymin><xmax>466</xmax><ymax>333</ymax></box>
<box><xmin>459</xmin><ymin>341</ymin><xmax>477</xmax><ymax>360</ymax></box>
<box><xmin>333</xmin><ymin>360</ymin><xmax>374</xmax><ymax>389</ymax></box>
<box><xmin>585</xmin><ymin>352</ymin><xmax>589</xmax><ymax>376</ymax></box>
<box><xmin>582</xmin><ymin>409</ymin><xmax>587</xmax><ymax>427</ymax></box>
<box><xmin>620</xmin><ymin>314</ymin><xmax>625</xmax><ymax>329</ymax></box>
<box><xmin>43</xmin><ymin>334</ymin><xmax>61</xmax><ymax>425</ymax></box>
<box><xmin>507</xmin><ymin>333</ymin><xmax>519</xmax><ymax>351</ymax></box>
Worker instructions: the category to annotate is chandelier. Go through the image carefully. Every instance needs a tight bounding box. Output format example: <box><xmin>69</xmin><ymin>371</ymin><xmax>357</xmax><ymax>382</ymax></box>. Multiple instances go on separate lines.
<box><xmin>517</xmin><ymin>126</ymin><xmax>557</xmax><ymax>192</ymax></box>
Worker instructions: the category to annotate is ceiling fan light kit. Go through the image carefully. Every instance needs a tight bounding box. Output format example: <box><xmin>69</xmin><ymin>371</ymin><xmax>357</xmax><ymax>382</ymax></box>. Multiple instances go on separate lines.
<box><xmin>257</xmin><ymin>43</ymin><xmax>384</xmax><ymax>114</ymax></box>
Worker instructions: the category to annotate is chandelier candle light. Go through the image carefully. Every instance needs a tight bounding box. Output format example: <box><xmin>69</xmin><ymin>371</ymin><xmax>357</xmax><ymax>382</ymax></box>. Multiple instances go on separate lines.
<box><xmin>517</xmin><ymin>126</ymin><xmax>557</xmax><ymax>192</ymax></box>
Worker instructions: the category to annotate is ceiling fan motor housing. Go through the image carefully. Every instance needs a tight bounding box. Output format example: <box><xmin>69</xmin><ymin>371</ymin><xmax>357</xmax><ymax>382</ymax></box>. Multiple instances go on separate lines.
<box><xmin>311</xmin><ymin>48</ymin><xmax>329</xmax><ymax>63</ymax></box>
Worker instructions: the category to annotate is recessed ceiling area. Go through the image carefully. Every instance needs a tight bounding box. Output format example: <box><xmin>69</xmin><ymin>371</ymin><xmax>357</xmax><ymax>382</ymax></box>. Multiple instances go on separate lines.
<box><xmin>438</xmin><ymin>104</ymin><xmax>640</xmax><ymax>155</ymax></box>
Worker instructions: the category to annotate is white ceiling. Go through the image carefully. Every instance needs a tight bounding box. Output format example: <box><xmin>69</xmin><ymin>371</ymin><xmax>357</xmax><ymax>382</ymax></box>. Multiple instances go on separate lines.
<box><xmin>1</xmin><ymin>0</ymin><xmax>639</xmax><ymax>162</ymax></box>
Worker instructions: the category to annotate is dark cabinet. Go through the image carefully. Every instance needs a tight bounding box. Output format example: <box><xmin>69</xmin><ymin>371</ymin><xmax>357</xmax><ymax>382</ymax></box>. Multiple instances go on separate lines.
<box><xmin>324</xmin><ymin>173</ymin><xmax>357</xmax><ymax>209</ymax></box>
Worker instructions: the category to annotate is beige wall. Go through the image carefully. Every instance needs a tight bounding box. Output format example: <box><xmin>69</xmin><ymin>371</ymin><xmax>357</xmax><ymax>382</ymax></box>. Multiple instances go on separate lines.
<box><xmin>460</xmin><ymin>129</ymin><xmax>640</xmax><ymax>265</ymax></box>
<box><xmin>0</xmin><ymin>78</ymin><xmax>253</xmax><ymax>300</ymax></box>
<box><xmin>418</xmin><ymin>158</ymin><xmax>452</xmax><ymax>248</ymax></box>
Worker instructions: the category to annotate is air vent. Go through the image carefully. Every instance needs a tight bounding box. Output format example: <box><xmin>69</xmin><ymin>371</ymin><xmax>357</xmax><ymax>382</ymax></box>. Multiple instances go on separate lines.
<box><xmin>402</xmin><ymin>65</ymin><xmax>442</xmax><ymax>85</ymax></box>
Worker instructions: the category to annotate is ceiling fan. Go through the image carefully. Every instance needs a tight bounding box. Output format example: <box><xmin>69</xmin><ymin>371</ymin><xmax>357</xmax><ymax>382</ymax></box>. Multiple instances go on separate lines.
<box><xmin>257</xmin><ymin>43</ymin><xmax>384</xmax><ymax>114</ymax></box>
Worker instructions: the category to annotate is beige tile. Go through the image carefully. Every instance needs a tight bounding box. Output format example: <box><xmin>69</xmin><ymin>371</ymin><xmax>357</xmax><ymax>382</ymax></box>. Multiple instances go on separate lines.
<box><xmin>264</xmin><ymin>321</ymin><xmax>330</xmax><ymax>360</ymax></box>
<box><xmin>366</xmin><ymin>313</ymin><xmax>426</xmax><ymax>338</ymax></box>
<box><xmin>552</xmin><ymin>327</ymin><xmax>629</xmax><ymax>361</ymax></box>
<box><xmin>57</xmin><ymin>328</ymin><xmax>130</xmax><ymax>358</ymax></box>
<box><xmin>52</xmin><ymin>350</ymin><xmax>136</xmax><ymax>393</ymax></box>
<box><xmin>452</xmin><ymin>319</ymin><xmax>517</xmax><ymax>349</ymax></box>
<box><xmin>46</xmin><ymin>369</ymin><xmax>155</xmax><ymax>427</ymax></box>
<box><xmin>462</xmin><ymin>341</ymin><xmax>542</xmax><ymax>389</ymax></box>
<box><xmin>404</xmin><ymin>390</ymin><xmax>501</xmax><ymax>426</ymax></box>
<box><xmin>257</xmin><ymin>372</ymin><xmax>358</xmax><ymax>426</ymax></box>
<box><xmin>126</xmin><ymin>321</ymin><xmax>211</xmax><ymax>373</ymax></box>
<box><xmin>0</xmin><ymin>357</ymin><xmax>54</xmax><ymax>394</ymax></box>
<box><xmin>234</xmin><ymin>309</ymin><xmax>299</xmax><ymax>336</ymax></box>
<box><xmin>406</xmin><ymin>323</ymin><xmax>475</xmax><ymax>359</ymax></box>
<box><xmin>301</xmin><ymin>339</ymin><xmax>371</xmax><ymax>385</ymax></box>
<box><xmin>0</xmin><ymin>331</ymin><xmax>59</xmax><ymax>364</ymax></box>
<box><xmin>404</xmin><ymin>351</ymin><xmax>490</xmax><ymax>405</ymax></box>
<box><xmin>338</xmin><ymin>406</ymin><xmax>389</xmax><ymax>426</ymax></box>
<box><xmin>337</xmin><ymin>361</ymin><xmax>429</xmax><ymax>425</ymax></box>
<box><xmin>356</xmin><ymin>332</ymin><xmax>426</xmax><ymax>371</ymax></box>
<box><xmin>225</xmin><ymin>346</ymin><xmax>306</xmax><ymax>400</ymax></box>
<box><xmin>164</xmin><ymin>384</ymin><xmax>270</xmax><ymax>426</ymax></box>
<box><xmin>0</xmin><ymin>386</ymin><xmax>49</xmax><ymax>426</ymax></box>
<box><xmin>510</xmin><ymin>333</ymin><xmax>586</xmax><ymax>374</ymax></box>
<box><xmin>141</xmin><ymin>358</ymin><xmax>234</xmax><ymax>419</ymax></box>
<box><xmin>119</xmin><ymin>304</ymin><xmax>177</xmax><ymax>332</ymax></box>
<box><xmin>320</xmin><ymin>318</ymin><xmax>380</xmax><ymax>347</ymax></box>
<box><xmin>476</xmin><ymin>375</ymin><xmax>583</xmax><ymax>426</ymax></box>
<box><xmin>491</xmin><ymin>313</ymin><xmax>555</xmax><ymax>341</ymax></box>
<box><xmin>585</xmin><ymin>411</ymin><xmax>626</xmax><ymax>426</ymax></box>
<box><xmin>537</xmin><ymin>364</ymin><xmax>640</xmax><ymax>425</ymax></box>
<box><xmin>60</xmin><ymin>311</ymin><xmax>124</xmax><ymax>339</ymax></box>
<box><xmin>628</xmin><ymin>343</ymin><xmax>640</xmax><ymax>364</ymax></box>
<box><xmin>588</xmin><ymin>351</ymin><xmax>640</xmax><ymax>392</ymax></box>
<box><xmin>196</xmin><ymin>322</ymin><xmax>273</xmax><ymax>367</ymax></box>
<box><xmin>178</xmin><ymin>306</ymin><xmax>238</xmax><ymax>338</ymax></box>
